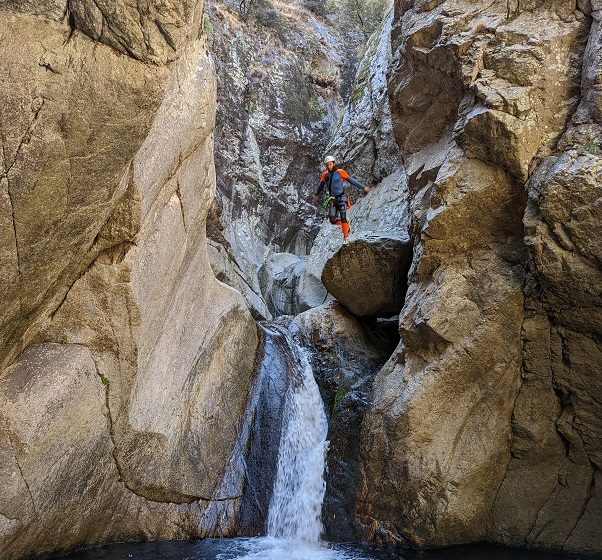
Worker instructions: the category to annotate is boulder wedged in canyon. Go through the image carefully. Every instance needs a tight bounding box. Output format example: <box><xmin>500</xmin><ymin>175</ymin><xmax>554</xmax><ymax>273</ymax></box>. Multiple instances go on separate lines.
<box><xmin>0</xmin><ymin>3</ymin><xmax>258</xmax><ymax>558</ymax></box>
<box><xmin>359</xmin><ymin>0</ymin><xmax>602</xmax><ymax>555</ymax></box>
<box><xmin>321</xmin><ymin>233</ymin><xmax>412</xmax><ymax>318</ymax></box>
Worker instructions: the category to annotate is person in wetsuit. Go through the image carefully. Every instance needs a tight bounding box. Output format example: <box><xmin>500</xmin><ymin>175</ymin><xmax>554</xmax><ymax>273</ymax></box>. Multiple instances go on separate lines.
<box><xmin>316</xmin><ymin>155</ymin><xmax>370</xmax><ymax>239</ymax></box>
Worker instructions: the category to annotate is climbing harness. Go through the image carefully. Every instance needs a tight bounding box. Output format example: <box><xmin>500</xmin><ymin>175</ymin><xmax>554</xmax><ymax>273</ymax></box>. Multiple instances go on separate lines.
<box><xmin>321</xmin><ymin>195</ymin><xmax>335</xmax><ymax>216</ymax></box>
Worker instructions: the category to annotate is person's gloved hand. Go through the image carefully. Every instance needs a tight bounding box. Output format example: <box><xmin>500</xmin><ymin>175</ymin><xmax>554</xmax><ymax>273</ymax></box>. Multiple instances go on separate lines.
<box><xmin>363</xmin><ymin>186</ymin><xmax>371</xmax><ymax>194</ymax></box>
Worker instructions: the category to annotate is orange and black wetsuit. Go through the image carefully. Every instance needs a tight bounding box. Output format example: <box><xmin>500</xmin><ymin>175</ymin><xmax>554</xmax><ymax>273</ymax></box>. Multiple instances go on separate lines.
<box><xmin>316</xmin><ymin>167</ymin><xmax>365</xmax><ymax>233</ymax></box>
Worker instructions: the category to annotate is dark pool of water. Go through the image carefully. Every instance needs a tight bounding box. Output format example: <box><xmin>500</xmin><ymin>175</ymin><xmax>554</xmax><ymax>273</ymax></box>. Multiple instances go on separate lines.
<box><xmin>45</xmin><ymin>537</ymin><xmax>590</xmax><ymax>560</ymax></box>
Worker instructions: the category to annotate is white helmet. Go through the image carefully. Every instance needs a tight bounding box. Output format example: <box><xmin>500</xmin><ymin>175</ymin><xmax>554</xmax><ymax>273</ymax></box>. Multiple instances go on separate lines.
<box><xmin>324</xmin><ymin>155</ymin><xmax>336</xmax><ymax>164</ymax></box>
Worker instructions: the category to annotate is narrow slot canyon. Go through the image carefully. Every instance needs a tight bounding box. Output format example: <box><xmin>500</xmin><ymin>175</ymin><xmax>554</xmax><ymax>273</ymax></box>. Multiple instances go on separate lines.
<box><xmin>0</xmin><ymin>0</ymin><xmax>600</xmax><ymax>559</ymax></box>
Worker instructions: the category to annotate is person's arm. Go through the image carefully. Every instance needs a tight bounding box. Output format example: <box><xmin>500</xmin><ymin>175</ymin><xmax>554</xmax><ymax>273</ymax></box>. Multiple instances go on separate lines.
<box><xmin>316</xmin><ymin>171</ymin><xmax>327</xmax><ymax>195</ymax></box>
<box><xmin>339</xmin><ymin>169</ymin><xmax>370</xmax><ymax>193</ymax></box>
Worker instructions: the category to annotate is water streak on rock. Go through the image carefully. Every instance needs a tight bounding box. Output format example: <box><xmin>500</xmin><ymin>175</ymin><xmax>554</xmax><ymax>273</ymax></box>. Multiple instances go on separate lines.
<box><xmin>267</xmin><ymin>328</ymin><xmax>329</xmax><ymax>544</ymax></box>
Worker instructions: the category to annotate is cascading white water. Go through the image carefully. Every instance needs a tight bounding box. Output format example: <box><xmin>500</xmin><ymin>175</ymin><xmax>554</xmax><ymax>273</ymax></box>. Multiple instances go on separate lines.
<box><xmin>266</xmin><ymin>339</ymin><xmax>329</xmax><ymax>544</ymax></box>
<box><xmin>215</xmin><ymin>326</ymin><xmax>374</xmax><ymax>560</ymax></box>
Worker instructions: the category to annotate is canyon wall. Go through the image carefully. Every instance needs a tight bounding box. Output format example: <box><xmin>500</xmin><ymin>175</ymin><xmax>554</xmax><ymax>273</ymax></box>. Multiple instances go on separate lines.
<box><xmin>0</xmin><ymin>0</ymin><xmax>600</xmax><ymax>557</ymax></box>
<box><xmin>0</xmin><ymin>2</ymin><xmax>258</xmax><ymax>558</ymax></box>
<box><xmin>357</xmin><ymin>0</ymin><xmax>602</xmax><ymax>555</ymax></box>
<box><xmin>206</xmin><ymin>0</ymin><xmax>362</xmax><ymax>318</ymax></box>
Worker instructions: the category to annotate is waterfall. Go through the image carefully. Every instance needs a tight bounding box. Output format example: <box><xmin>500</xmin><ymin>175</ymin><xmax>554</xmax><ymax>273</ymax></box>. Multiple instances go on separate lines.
<box><xmin>266</xmin><ymin>334</ymin><xmax>329</xmax><ymax>543</ymax></box>
<box><xmin>226</xmin><ymin>324</ymin><xmax>374</xmax><ymax>560</ymax></box>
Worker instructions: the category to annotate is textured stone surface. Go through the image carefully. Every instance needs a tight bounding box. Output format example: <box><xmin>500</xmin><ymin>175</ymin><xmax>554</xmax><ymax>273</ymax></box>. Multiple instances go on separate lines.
<box><xmin>327</xmin><ymin>11</ymin><xmax>402</xmax><ymax>185</ymax></box>
<box><xmin>486</xmin><ymin>15</ymin><xmax>602</xmax><ymax>552</ymax></box>
<box><xmin>258</xmin><ymin>252</ymin><xmax>307</xmax><ymax>317</ymax></box>
<box><xmin>294</xmin><ymin>303</ymin><xmax>394</xmax><ymax>541</ymax></box>
<box><xmin>70</xmin><ymin>0</ymin><xmax>203</xmax><ymax>64</ymax></box>
<box><xmin>0</xmin><ymin>3</ymin><xmax>259</xmax><ymax>558</ymax></box>
<box><xmin>208</xmin><ymin>238</ymin><xmax>273</xmax><ymax>320</ymax></box>
<box><xmin>360</xmin><ymin>156</ymin><xmax>527</xmax><ymax>547</ymax></box>
<box><xmin>359</xmin><ymin>0</ymin><xmax>601</xmax><ymax>555</ymax></box>
<box><xmin>207</xmin><ymin>0</ymin><xmax>361</xmax><ymax>311</ymax></box>
<box><xmin>0</xmin><ymin>343</ymin><xmax>118</xmax><ymax>558</ymax></box>
<box><xmin>36</xmin><ymin>37</ymin><xmax>258</xmax><ymax>505</ymax></box>
<box><xmin>0</xmin><ymin>8</ymin><xmax>168</xmax><ymax>369</ymax></box>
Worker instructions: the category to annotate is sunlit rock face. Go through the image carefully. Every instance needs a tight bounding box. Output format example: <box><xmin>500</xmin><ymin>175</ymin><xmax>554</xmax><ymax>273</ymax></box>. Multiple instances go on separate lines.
<box><xmin>359</xmin><ymin>1</ymin><xmax>602</xmax><ymax>555</ymax></box>
<box><xmin>207</xmin><ymin>0</ymin><xmax>363</xmax><ymax>307</ymax></box>
<box><xmin>267</xmin><ymin>12</ymin><xmax>411</xmax><ymax>318</ymax></box>
<box><xmin>0</xmin><ymin>3</ymin><xmax>258</xmax><ymax>558</ymax></box>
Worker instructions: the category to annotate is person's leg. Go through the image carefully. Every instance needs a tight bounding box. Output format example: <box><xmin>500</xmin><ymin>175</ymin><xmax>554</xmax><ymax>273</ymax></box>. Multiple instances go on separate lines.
<box><xmin>328</xmin><ymin>200</ymin><xmax>337</xmax><ymax>224</ymax></box>
<box><xmin>339</xmin><ymin>195</ymin><xmax>347</xmax><ymax>224</ymax></box>
<box><xmin>338</xmin><ymin>195</ymin><xmax>350</xmax><ymax>239</ymax></box>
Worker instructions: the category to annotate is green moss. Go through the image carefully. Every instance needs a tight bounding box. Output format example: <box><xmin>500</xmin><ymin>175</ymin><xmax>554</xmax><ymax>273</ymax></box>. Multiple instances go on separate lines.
<box><xmin>283</xmin><ymin>72</ymin><xmax>323</xmax><ymax>125</ymax></box>
<box><xmin>100</xmin><ymin>375</ymin><xmax>110</xmax><ymax>386</ymax></box>
<box><xmin>332</xmin><ymin>385</ymin><xmax>348</xmax><ymax>416</ymax></box>
<box><xmin>349</xmin><ymin>32</ymin><xmax>378</xmax><ymax>106</ymax></box>
<box><xmin>350</xmin><ymin>86</ymin><xmax>366</xmax><ymax>106</ymax></box>
<box><xmin>584</xmin><ymin>141</ymin><xmax>600</xmax><ymax>156</ymax></box>
<box><xmin>202</xmin><ymin>13</ymin><xmax>213</xmax><ymax>39</ymax></box>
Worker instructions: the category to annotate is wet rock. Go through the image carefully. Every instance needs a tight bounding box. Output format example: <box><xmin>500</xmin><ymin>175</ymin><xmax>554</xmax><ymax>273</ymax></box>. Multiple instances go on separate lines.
<box><xmin>294</xmin><ymin>303</ymin><xmax>394</xmax><ymax>541</ymax></box>
<box><xmin>238</xmin><ymin>323</ymin><xmax>293</xmax><ymax>535</ymax></box>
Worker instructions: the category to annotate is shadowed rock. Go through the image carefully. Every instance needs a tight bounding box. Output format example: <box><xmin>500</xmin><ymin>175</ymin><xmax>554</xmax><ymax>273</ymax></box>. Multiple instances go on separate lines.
<box><xmin>293</xmin><ymin>303</ymin><xmax>395</xmax><ymax>541</ymax></box>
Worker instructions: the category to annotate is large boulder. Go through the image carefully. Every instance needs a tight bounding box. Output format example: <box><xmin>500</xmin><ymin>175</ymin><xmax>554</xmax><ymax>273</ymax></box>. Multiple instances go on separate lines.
<box><xmin>321</xmin><ymin>232</ymin><xmax>412</xmax><ymax>318</ymax></box>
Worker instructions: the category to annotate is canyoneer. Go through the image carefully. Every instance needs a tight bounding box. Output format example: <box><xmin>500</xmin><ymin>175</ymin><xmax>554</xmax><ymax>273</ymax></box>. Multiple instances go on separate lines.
<box><xmin>316</xmin><ymin>155</ymin><xmax>370</xmax><ymax>240</ymax></box>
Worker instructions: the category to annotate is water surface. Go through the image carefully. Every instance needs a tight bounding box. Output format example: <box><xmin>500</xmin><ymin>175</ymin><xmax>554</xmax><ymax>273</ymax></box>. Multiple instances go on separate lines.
<box><xmin>49</xmin><ymin>538</ymin><xmax>587</xmax><ymax>560</ymax></box>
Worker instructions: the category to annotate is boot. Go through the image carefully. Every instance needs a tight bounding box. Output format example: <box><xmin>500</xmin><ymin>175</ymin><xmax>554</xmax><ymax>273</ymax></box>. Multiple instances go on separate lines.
<box><xmin>342</xmin><ymin>221</ymin><xmax>350</xmax><ymax>239</ymax></box>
